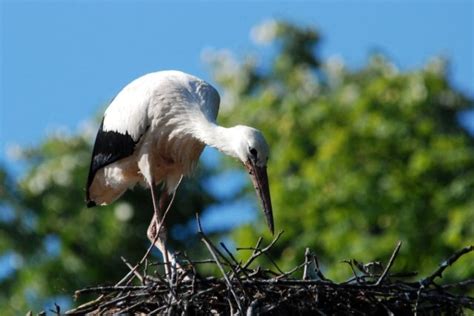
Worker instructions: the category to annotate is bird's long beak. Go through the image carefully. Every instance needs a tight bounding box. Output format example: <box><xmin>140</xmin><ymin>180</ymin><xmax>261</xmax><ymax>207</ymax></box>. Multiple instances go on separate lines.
<box><xmin>245</xmin><ymin>160</ymin><xmax>274</xmax><ymax>234</ymax></box>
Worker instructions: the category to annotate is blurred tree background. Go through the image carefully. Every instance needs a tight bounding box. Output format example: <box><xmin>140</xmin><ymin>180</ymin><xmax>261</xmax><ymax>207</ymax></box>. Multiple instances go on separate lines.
<box><xmin>1</xmin><ymin>21</ymin><xmax>473</xmax><ymax>313</ymax></box>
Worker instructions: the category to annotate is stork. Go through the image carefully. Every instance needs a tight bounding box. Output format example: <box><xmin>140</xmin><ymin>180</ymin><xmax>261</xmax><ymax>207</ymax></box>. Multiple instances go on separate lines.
<box><xmin>86</xmin><ymin>70</ymin><xmax>273</xmax><ymax>274</ymax></box>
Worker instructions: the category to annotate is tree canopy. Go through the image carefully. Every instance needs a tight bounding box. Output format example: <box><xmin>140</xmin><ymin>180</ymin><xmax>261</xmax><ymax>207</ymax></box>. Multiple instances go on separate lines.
<box><xmin>0</xmin><ymin>20</ymin><xmax>473</xmax><ymax>313</ymax></box>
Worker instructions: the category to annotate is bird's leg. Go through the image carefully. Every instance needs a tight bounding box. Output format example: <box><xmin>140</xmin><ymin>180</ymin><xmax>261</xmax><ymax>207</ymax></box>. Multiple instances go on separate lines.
<box><xmin>158</xmin><ymin>190</ymin><xmax>188</xmax><ymax>276</ymax></box>
<box><xmin>147</xmin><ymin>213</ymin><xmax>172</xmax><ymax>278</ymax></box>
<box><xmin>147</xmin><ymin>184</ymin><xmax>173</xmax><ymax>278</ymax></box>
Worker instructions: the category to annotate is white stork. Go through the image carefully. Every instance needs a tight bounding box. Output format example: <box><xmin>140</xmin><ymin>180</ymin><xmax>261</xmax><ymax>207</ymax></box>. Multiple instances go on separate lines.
<box><xmin>86</xmin><ymin>70</ymin><xmax>273</xmax><ymax>273</ymax></box>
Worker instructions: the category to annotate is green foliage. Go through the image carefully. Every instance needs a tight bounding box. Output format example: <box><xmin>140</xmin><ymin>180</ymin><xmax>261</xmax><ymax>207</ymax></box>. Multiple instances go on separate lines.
<box><xmin>209</xmin><ymin>21</ymin><xmax>474</xmax><ymax>281</ymax></box>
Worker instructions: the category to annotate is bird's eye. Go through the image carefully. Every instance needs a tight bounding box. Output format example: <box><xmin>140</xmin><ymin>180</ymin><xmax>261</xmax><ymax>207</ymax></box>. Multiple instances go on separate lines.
<box><xmin>249</xmin><ymin>147</ymin><xmax>258</xmax><ymax>158</ymax></box>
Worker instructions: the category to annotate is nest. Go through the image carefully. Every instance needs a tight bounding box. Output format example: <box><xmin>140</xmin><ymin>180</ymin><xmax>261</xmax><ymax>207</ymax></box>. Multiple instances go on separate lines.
<box><xmin>64</xmin><ymin>219</ymin><xmax>474</xmax><ymax>315</ymax></box>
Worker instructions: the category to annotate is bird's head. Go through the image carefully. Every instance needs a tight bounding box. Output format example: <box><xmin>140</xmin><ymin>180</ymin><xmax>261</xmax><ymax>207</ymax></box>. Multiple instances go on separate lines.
<box><xmin>231</xmin><ymin>125</ymin><xmax>274</xmax><ymax>234</ymax></box>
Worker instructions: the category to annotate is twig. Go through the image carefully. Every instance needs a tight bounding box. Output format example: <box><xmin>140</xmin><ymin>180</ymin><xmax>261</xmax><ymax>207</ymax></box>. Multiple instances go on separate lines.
<box><xmin>196</xmin><ymin>214</ymin><xmax>243</xmax><ymax>314</ymax></box>
<box><xmin>303</xmin><ymin>248</ymin><xmax>311</xmax><ymax>280</ymax></box>
<box><xmin>238</xmin><ymin>237</ymin><xmax>262</xmax><ymax>266</ymax></box>
<box><xmin>75</xmin><ymin>285</ymin><xmax>147</xmax><ymax>295</ymax></box>
<box><xmin>276</xmin><ymin>261</ymin><xmax>307</xmax><ymax>280</ymax></box>
<box><xmin>96</xmin><ymin>293</ymin><xmax>131</xmax><ymax>311</ymax></box>
<box><xmin>264</xmin><ymin>253</ymin><xmax>286</xmax><ymax>275</ymax></box>
<box><xmin>342</xmin><ymin>260</ymin><xmax>362</xmax><ymax>284</ymax></box>
<box><xmin>116</xmin><ymin>301</ymin><xmax>142</xmax><ymax>314</ymax></box>
<box><xmin>421</xmin><ymin>245</ymin><xmax>473</xmax><ymax>287</ymax></box>
<box><xmin>121</xmin><ymin>256</ymin><xmax>144</xmax><ymax>283</ymax></box>
<box><xmin>441</xmin><ymin>278</ymin><xmax>474</xmax><ymax>289</ymax></box>
<box><xmin>313</xmin><ymin>252</ymin><xmax>330</xmax><ymax>282</ymax></box>
<box><xmin>65</xmin><ymin>295</ymin><xmax>105</xmax><ymax>315</ymax></box>
<box><xmin>375</xmin><ymin>240</ymin><xmax>402</xmax><ymax>286</ymax></box>
<box><xmin>238</xmin><ymin>231</ymin><xmax>283</xmax><ymax>270</ymax></box>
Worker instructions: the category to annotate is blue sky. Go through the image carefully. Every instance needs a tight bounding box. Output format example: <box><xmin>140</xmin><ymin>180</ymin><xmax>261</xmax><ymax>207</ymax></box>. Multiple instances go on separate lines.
<box><xmin>1</xmin><ymin>0</ymin><xmax>473</xmax><ymax>168</ymax></box>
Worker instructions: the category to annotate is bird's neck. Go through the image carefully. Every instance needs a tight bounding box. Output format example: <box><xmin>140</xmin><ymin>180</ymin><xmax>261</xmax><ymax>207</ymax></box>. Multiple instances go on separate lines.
<box><xmin>192</xmin><ymin>121</ymin><xmax>239</xmax><ymax>159</ymax></box>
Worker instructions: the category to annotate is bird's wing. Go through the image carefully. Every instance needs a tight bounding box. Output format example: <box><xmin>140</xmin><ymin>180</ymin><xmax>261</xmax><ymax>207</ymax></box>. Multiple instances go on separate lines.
<box><xmin>85</xmin><ymin>74</ymin><xmax>156</xmax><ymax>205</ymax></box>
<box><xmin>85</xmin><ymin>118</ymin><xmax>145</xmax><ymax>203</ymax></box>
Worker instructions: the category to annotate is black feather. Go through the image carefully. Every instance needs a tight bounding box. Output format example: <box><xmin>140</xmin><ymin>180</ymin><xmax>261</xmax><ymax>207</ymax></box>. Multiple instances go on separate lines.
<box><xmin>85</xmin><ymin>118</ymin><xmax>140</xmax><ymax>206</ymax></box>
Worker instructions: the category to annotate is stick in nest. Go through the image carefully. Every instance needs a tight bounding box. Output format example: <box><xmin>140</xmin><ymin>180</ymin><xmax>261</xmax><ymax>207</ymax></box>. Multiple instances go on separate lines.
<box><xmin>196</xmin><ymin>213</ymin><xmax>244</xmax><ymax>314</ymax></box>
<box><xmin>421</xmin><ymin>245</ymin><xmax>474</xmax><ymax>287</ymax></box>
<box><xmin>374</xmin><ymin>240</ymin><xmax>402</xmax><ymax>286</ymax></box>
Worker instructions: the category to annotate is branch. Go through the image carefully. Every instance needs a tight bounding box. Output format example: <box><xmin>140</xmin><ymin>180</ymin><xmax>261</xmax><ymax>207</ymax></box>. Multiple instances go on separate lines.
<box><xmin>421</xmin><ymin>245</ymin><xmax>474</xmax><ymax>287</ymax></box>
<box><xmin>375</xmin><ymin>240</ymin><xmax>402</xmax><ymax>286</ymax></box>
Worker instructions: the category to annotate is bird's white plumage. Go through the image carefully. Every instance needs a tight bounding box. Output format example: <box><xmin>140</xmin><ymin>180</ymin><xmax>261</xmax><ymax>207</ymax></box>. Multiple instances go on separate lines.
<box><xmin>103</xmin><ymin>70</ymin><xmax>220</xmax><ymax>140</ymax></box>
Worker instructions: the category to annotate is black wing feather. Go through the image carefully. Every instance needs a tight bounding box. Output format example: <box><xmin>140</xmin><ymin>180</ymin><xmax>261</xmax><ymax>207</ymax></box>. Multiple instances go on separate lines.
<box><xmin>85</xmin><ymin>118</ymin><xmax>140</xmax><ymax>207</ymax></box>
